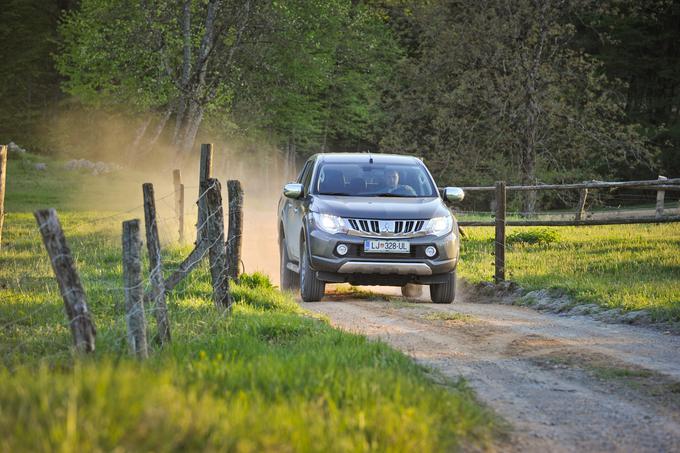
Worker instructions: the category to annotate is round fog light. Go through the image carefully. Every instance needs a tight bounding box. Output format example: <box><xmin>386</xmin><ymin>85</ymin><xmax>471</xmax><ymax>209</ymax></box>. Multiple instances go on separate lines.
<box><xmin>425</xmin><ymin>246</ymin><xmax>437</xmax><ymax>257</ymax></box>
<box><xmin>336</xmin><ymin>244</ymin><xmax>349</xmax><ymax>256</ymax></box>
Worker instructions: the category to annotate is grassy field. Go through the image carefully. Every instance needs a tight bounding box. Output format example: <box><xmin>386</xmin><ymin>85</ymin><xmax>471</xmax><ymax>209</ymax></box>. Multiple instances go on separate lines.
<box><xmin>0</xmin><ymin>154</ymin><xmax>498</xmax><ymax>451</ymax></box>
<box><xmin>458</xmin><ymin>224</ymin><xmax>680</xmax><ymax>321</ymax></box>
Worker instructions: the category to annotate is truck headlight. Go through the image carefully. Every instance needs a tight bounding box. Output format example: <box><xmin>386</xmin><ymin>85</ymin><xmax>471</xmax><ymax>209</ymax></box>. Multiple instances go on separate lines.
<box><xmin>311</xmin><ymin>213</ymin><xmax>347</xmax><ymax>235</ymax></box>
<box><xmin>425</xmin><ymin>216</ymin><xmax>453</xmax><ymax>237</ymax></box>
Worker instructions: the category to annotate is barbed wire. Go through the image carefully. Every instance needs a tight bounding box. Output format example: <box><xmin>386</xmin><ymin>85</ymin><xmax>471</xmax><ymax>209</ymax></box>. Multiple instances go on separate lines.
<box><xmin>0</xmin><ymin>177</ymin><xmax>255</xmax><ymax>366</ymax></box>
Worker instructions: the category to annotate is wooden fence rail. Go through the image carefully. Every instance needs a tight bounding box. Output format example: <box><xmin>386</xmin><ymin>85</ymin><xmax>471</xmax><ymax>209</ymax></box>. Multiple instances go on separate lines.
<box><xmin>457</xmin><ymin>177</ymin><xmax>680</xmax><ymax>192</ymax></box>
<box><xmin>455</xmin><ymin>179</ymin><xmax>680</xmax><ymax>283</ymax></box>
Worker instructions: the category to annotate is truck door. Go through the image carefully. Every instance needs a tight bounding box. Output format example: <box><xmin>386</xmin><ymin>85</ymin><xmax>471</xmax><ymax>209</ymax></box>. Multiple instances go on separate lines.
<box><xmin>284</xmin><ymin>160</ymin><xmax>314</xmax><ymax>262</ymax></box>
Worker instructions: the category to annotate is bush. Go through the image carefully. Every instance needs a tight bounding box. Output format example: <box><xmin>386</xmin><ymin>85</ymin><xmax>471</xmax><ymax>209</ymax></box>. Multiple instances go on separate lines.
<box><xmin>238</xmin><ymin>272</ymin><xmax>274</xmax><ymax>289</ymax></box>
<box><xmin>507</xmin><ymin>228</ymin><xmax>560</xmax><ymax>245</ymax></box>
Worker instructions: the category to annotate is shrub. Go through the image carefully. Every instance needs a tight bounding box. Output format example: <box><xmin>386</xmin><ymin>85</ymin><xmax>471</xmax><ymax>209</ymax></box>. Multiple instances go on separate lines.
<box><xmin>238</xmin><ymin>272</ymin><xmax>274</xmax><ymax>289</ymax></box>
<box><xmin>507</xmin><ymin>228</ymin><xmax>560</xmax><ymax>245</ymax></box>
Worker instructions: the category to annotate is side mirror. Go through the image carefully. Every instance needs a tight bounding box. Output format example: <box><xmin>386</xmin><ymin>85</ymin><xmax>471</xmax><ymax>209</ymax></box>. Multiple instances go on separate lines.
<box><xmin>283</xmin><ymin>183</ymin><xmax>304</xmax><ymax>199</ymax></box>
<box><xmin>443</xmin><ymin>187</ymin><xmax>465</xmax><ymax>203</ymax></box>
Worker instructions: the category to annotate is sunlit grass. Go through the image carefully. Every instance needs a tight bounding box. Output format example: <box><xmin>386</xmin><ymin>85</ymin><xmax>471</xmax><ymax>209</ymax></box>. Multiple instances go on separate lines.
<box><xmin>459</xmin><ymin>224</ymin><xmax>680</xmax><ymax>321</ymax></box>
<box><xmin>0</xmin><ymin>154</ymin><xmax>498</xmax><ymax>451</ymax></box>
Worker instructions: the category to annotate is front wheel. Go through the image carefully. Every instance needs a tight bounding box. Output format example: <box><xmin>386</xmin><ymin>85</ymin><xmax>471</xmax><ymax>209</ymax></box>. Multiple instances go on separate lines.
<box><xmin>430</xmin><ymin>270</ymin><xmax>456</xmax><ymax>304</ymax></box>
<box><xmin>300</xmin><ymin>240</ymin><xmax>325</xmax><ymax>302</ymax></box>
<box><xmin>279</xmin><ymin>236</ymin><xmax>299</xmax><ymax>292</ymax></box>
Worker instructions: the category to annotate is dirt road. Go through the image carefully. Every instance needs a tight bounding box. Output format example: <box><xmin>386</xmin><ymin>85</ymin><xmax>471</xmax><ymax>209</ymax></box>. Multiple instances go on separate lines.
<box><xmin>304</xmin><ymin>286</ymin><xmax>680</xmax><ymax>452</ymax></box>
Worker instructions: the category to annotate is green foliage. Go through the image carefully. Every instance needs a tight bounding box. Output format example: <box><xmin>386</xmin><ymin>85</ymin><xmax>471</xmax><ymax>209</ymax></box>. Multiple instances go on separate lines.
<box><xmin>507</xmin><ymin>229</ymin><xmax>560</xmax><ymax>245</ymax></box>
<box><xmin>54</xmin><ymin>0</ymin><xmax>399</xmax><ymax>155</ymax></box>
<box><xmin>231</xmin><ymin>0</ymin><xmax>399</xmax><ymax>154</ymax></box>
<box><xmin>56</xmin><ymin>0</ymin><xmax>179</xmax><ymax>111</ymax></box>
<box><xmin>0</xmin><ymin>0</ymin><xmax>67</xmax><ymax>150</ymax></box>
<box><xmin>380</xmin><ymin>0</ymin><xmax>655</xmax><ymax>196</ymax></box>
<box><xmin>574</xmin><ymin>0</ymin><xmax>680</xmax><ymax>179</ymax></box>
<box><xmin>237</xmin><ymin>272</ymin><xmax>275</xmax><ymax>290</ymax></box>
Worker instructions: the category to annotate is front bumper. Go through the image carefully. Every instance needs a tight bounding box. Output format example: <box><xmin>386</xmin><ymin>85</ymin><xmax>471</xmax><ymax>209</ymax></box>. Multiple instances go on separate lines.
<box><xmin>307</xmin><ymin>227</ymin><xmax>459</xmax><ymax>285</ymax></box>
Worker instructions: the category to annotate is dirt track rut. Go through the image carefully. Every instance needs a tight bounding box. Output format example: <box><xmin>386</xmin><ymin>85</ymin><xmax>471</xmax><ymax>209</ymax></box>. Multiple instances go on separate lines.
<box><xmin>304</xmin><ymin>286</ymin><xmax>680</xmax><ymax>452</ymax></box>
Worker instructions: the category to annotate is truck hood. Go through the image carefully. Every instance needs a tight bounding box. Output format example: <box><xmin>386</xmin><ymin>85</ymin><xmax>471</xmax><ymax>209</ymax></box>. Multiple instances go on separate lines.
<box><xmin>310</xmin><ymin>195</ymin><xmax>449</xmax><ymax>220</ymax></box>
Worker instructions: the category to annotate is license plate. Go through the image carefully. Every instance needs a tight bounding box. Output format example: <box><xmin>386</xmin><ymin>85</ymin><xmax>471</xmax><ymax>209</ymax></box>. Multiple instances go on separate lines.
<box><xmin>363</xmin><ymin>240</ymin><xmax>410</xmax><ymax>253</ymax></box>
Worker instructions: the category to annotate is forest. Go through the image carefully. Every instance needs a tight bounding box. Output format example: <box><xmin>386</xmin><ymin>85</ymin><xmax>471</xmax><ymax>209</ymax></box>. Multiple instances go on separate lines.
<box><xmin>1</xmin><ymin>0</ymin><xmax>678</xmax><ymax>195</ymax></box>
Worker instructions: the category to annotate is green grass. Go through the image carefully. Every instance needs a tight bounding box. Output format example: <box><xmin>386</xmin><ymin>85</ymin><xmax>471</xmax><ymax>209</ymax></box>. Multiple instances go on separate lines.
<box><xmin>0</xmin><ymin>154</ymin><xmax>497</xmax><ymax>451</ymax></box>
<box><xmin>459</xmin><ymin>224</ymin><xmax>680</xmax><ymax>321</ymax></box>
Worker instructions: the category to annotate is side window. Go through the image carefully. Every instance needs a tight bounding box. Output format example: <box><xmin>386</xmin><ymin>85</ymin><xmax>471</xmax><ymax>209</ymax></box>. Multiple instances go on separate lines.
<box><xmin>301</xmin><ymin>161</ymin><xmax>315</xmax><ymax>193</ymax></box>
<box><xmin>297</xmin><ymin>161</ymin><xmax>311</xmax><ymax>183</ymax></box>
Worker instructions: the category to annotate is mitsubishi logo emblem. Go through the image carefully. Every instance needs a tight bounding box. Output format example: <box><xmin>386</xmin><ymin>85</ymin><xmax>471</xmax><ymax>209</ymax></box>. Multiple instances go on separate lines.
<box><xmin>379</xmin><ymin>221</ymin><xmax>395</xmax><ymax>233</ymax></box>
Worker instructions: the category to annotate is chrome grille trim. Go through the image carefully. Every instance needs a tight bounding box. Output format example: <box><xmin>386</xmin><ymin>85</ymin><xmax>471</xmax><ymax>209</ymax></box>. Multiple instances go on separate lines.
<box><xmin>345</xmin><ymin>218</ymin><xmax>427</xmax><ymax>238</ymax></box>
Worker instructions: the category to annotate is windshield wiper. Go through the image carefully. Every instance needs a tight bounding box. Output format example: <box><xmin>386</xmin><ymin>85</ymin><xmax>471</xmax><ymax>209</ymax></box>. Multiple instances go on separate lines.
<box><xmin>372</xmin><ymin>192</ymin><xmax>413</xmax><ymax>197</ymax></box>
<box><xmin>319</xmin><ymin>192</ymin><xmax>351</xmax><ymax>196</ymax></box>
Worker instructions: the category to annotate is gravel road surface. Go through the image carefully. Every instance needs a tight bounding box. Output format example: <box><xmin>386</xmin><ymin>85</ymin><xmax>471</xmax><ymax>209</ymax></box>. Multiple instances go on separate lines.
<box><xmin>304</xmin><ymin>285</ymin><xmax>680</xmax><ymax>452</ymax></box>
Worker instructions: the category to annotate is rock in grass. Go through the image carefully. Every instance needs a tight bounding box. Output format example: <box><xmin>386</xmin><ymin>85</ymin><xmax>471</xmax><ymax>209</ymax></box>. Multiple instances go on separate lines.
<box><xmin>567</xmin><ymin>304</ymin><xmax>601</xmax><ymax>316</ymax></box>
<box><xmin>8</xmin><ymin>141</ymin><xmax>26</xmax><ymax>154</ymax></box>
<box><xmin>64</xmin><ymin>158</ymin><xmax>122</xmax><ymax>175</ymax></box>
<box><xmin>34</xmin><ymin>163</ymin><xmax>47</xmax><ymax>171</ymax></box>
<box><xmin>595</xmin><ymin>308</ymin><xmax>623</xmax><ymax>323</ymax></box>
<box><xmin>619</xmin><ymin>310</ymin><xmax>652</xmax><ymax>325</ymax></box>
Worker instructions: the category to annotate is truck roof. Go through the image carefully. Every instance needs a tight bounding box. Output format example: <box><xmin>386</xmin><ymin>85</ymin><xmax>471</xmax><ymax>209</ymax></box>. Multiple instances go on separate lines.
<box><xmin>313</xmin><ymin>153</ymin><xmax>420</xmax><ymax>164</ymax></box>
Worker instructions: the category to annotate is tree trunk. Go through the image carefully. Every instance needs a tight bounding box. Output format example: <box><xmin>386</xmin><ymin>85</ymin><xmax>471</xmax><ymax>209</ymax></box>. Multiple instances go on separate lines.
<box><xmin>176</xmin><ymin>0</ymin><xmax>220</xmax><ymax>156</ymax></box>
<box><xmin>148</xmin><ymin>107</ymin><xmax>173</xmax><ymax>148</ymax></box>
<box><xmin>128</xmin><ymin>117</ymin><xmax>152</xmax><ymax>162</ymax></box>
<box><xmin>519</xmin><ymin>3</ymin><xmax>548</xmax><ymax>215</ymax></box>
<box><xmin>181</xmin><ymin>105</ymin><xmax>204</xmax><ymax>155</ymax></box>
<box><xmin>172</xmin><ymin>0</ymin><xmax>192</xmax><ymax>145</ymax></box>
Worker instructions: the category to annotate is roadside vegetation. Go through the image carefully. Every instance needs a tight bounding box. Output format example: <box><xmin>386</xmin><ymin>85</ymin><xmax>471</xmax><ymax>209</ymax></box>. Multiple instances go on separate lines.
<box><xmin>459</xmin><ymin>225</ymin><xmax>680</xmax><ymax>321</ymax></box>
<box><xmin>0</xmin><ymin>156</ymin><xmax>498</xmax><ymax>451</ymax></box>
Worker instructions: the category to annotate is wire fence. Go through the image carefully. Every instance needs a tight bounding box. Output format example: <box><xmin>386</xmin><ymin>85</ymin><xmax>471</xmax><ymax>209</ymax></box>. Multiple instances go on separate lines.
<box><xmin>0</xmin><ymin>147</ymin><xmax>246</xmax><ymax>366</ymax></box>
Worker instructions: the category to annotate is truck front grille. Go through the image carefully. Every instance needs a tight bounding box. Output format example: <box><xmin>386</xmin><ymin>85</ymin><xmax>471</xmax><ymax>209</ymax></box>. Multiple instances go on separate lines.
<box><xmin>347</xmin><ymin>219</ymin><xmax>426</xmax><ymax>237</ymax></box>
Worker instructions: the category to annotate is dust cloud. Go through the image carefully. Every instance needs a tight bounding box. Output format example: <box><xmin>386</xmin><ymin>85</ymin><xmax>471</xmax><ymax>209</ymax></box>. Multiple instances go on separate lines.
<box><xmin>40</xmin><ymin>108</ymin><xmax>299</xmax><ymax>285</ymax></box>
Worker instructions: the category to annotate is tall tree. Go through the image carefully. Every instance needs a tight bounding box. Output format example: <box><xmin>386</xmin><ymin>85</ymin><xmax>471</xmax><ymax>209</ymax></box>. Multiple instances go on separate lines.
<box><xmin>381</xmin><ymin>0</ymin><xmax>654</xmax><ymax>212</ymax></box>
<box><xmin>0</xmin><ymin>0</ymin><xmax>73</xmax><ymax>149</ymax></box>
<box><xmin>56</xmin><ymin>0</ymin><xmax>397</xmax><ymax>159</ymax></box>
<box><xmin>57</xmin><ymin>0</ymin><xmax>257</xmax><ymax>156</ymax></box>
<box><xmin>573</xmin><ymin>0</ymin><xmax>680</xmax><ymax>178</ymax></box>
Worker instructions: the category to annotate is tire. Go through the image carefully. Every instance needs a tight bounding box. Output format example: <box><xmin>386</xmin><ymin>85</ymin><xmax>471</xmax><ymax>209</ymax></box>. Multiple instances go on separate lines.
<box><xmin>401</xmin><ymin>283</ymin><xmax>423</xmax><ymax>298</ymax></box>
<box><xmin>430</xmin><ymin>270</ymin><xmax>456</xmax><ymax>304</ymax></box>
<box><xmin>300</xmin><ymin>239</ymin><xmax>325</xmax><ymax>302</ymax></box>
<box><xmin>279</xmin><ymin>236</ymin><xmax>299</xmax><ymax>292</ymax></box>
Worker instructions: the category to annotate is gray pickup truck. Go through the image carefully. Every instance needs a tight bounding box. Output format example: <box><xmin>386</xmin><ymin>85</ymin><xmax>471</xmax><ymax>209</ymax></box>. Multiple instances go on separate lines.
<box><xmin>278</xmin><ymin>153</ymin><xmax>464</xmax><ymax>303</ymax></box>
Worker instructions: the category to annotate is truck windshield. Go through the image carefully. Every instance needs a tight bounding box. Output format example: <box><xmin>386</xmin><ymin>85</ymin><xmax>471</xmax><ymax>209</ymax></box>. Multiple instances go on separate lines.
<box><xmin>315</xmin><ymin>162</ymin><xmax>437</xmax><ymax>197</ymax></box>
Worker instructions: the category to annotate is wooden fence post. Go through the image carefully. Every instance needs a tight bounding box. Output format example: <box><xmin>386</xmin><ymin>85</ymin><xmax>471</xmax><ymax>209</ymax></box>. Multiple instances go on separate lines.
<box><xmin>197</xmin><ymin>144</ymin><xmax>213</xmax><ymax>243</ymax></box>
<box><xmin>226</xmin><ymin>180</ymin><xmax>243</xmax><ymax>282</ymax></box>
<box><xmin>494</xmin><ymin>181</ymin><xmax>506</xmax><ymax>283</ymax></box>
<box><xmin>204</xmin><ymin>178</ymin><xmax>232</xmax><ymax>310</ymax></box>
<box><xmin>34</xmin><ymin>209</ymin><xmax>96</xmax><ymax>353</ymax></box>
<box><xmin>656</xmin><ymin>175</ymin><xmax>667</xmax><ymax>219</ymax></box>
<box><xmin>122</xmin><ymin>219</ymin><xmax>148</xmax><ymax>359</ymax></box>
<box><xmin>0</xmin><ymin>145</ymin><xmax>7</xmax><ymax>250</ymax></box>
<box><xmin>143</xmin><ymin>183</ymin><xmax>171</xmax><ymax>345</ymax></box>
<box><xmin>575</xmin><ymin>188</ymin><xmax>588</xmax><ymax>221</ymax></box>
<box><xmin>173</xmin><ymin>169</ymin><xmax>185</xmax><ymax>243</ymax></box>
